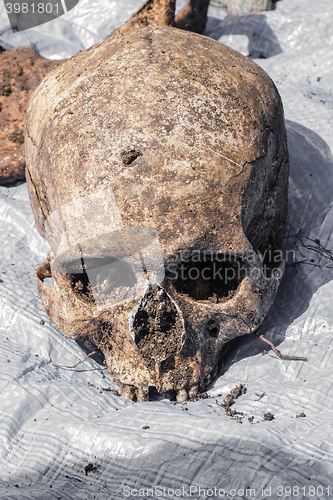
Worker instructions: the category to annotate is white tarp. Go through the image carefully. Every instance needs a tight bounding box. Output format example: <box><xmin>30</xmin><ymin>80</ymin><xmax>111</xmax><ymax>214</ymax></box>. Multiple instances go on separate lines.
<box><xmin>0</xmin><ymin>0</ymin><xmax>333</xmax><ymax>498</ymax></box>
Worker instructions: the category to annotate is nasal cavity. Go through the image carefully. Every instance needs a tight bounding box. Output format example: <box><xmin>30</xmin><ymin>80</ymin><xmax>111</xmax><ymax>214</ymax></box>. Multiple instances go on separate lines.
<box><xmin>133</xmin><ymin>286</ymin><xmax>183</xmax><ymax>363</ymax></box>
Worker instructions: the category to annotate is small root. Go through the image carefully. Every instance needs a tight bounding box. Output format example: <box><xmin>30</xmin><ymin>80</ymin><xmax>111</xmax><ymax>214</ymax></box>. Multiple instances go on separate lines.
<box><xmin>53</xmin><ymin>350</ymin><xmax>98</xmax><ymax>369</ymax></box>
<box><xmin>257</xmin><ymin>334</ymin><xmax>307</xmax><ymax>361</ymax></box>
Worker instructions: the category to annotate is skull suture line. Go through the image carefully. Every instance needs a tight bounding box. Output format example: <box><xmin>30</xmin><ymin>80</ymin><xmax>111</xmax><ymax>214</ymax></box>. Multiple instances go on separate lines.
<box><xmin>25</xmin><ymin>26</ymin><xmax>289</xmax><ymax>402</ymax></box>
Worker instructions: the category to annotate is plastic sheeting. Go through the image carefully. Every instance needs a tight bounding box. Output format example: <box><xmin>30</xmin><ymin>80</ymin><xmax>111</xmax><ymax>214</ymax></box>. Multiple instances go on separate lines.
<box><xmin>0</xmin><ymin>1</ymin><xmax>333</xmax><ymax>498</ymax></box>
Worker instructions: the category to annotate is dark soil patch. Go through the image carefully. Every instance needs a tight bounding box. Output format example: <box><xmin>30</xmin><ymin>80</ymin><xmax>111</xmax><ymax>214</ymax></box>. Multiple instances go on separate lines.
<box><xmin>0</xmin><ymin>47</ymin><xmax>64</xmax><ymax>184</ymax></box>
<box><xmin>217</xmin><ymin>383</ymin><xmax>247</xmax><ymax>423</ymax></box>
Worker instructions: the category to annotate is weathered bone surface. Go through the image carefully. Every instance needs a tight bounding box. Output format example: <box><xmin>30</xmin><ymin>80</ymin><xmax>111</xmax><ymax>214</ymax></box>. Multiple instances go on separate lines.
<box><xmin>0</xmin><ymin>0</ymin><xmax>210</xmax><ymax>184</ymax></box>
<box><xmin>112</xmin><ymin>0</ymin><xmax>210</xmax><ymax>36</ymax></box>
<box><xmin>25</xmin><ymin>26</ymin><xmax>289</xmax><ymax>401</ymax></box>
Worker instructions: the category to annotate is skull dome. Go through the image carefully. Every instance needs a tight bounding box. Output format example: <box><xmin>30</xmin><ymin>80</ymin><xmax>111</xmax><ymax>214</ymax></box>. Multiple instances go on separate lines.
<box><xmin>25</xmin><ymin>26</ymin><xmax>289</xmax><ymax>401</ymax></box>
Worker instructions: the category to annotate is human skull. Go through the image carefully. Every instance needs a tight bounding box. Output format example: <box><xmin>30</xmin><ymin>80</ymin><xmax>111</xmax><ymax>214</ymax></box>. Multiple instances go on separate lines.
<box><xmin>25</xmin><ymin>26</ymin><xmax>289</xmax><ymax>402</ymax></box>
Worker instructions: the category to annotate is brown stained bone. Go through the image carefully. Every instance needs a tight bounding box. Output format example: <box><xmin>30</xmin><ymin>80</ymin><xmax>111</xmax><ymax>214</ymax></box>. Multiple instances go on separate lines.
<box><xmin>174</xmin><ymin>0</ymin><xmax>210</xmax><ymax>34</ymax></box>
<box><xmin>112</xmin><ymin>0</ymin><xmax>176</xmax><ymax>36</ymax></box>
<box><xmin>26</xmin><ymin>26</ymin><xmax>289</xmax><ymax>401</ymax></box>
<box><xmin>0</xmin><ymin>47</ymin><xmax>64</xmax><ymax>185</ymax></box>
<box><xmin>113</xmin><ymin>0</ymin><xmax>210</xmax><ymax>36</ymax></box>
<box><xmin>0</xmin><ymin>0</ymin><xmax>210</xmax><ymax>185</ymax></box>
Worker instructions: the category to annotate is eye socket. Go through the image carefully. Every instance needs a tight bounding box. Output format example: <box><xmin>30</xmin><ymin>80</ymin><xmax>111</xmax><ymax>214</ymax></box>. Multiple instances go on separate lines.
<box><xmin>95</xmin><ymin>266</ymin><xmax>122</xmax><ymax>294</ymax></box>
<box><xmin>71</xmin><ymin>272</ymin><xmax>95</xmax><ymax>303</ymax></box>
<box><xmin>168</xmin><ymin>251</ymin><xmax>246</xmax><ymax>303</ymax></box>
<box><xmin>67</xmin><ymin>258</ymin><xmax>137</xmax><ymax>305</ymax></box>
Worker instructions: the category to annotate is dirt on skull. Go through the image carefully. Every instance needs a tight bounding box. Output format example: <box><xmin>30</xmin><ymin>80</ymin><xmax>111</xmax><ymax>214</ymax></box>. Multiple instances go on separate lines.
<box><xmin>25</xmin><ymin>26</ymin><xmax>289</xmax><ymax>402</ymax></box>
<box><xmin>0</xmin><ymin>47</ymin><xmax>63</xmax><ymax>185</ymax></box>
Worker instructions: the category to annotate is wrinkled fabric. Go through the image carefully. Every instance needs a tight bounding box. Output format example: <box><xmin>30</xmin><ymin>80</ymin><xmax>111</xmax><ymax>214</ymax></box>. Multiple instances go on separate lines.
<box><xmin>0</xmin><ymin>1</ymin><xmax>332</xmax><ymax>498</ymax></box>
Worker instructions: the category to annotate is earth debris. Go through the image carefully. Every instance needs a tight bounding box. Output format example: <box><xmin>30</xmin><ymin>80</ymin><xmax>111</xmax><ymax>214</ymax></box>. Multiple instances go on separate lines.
<box><xmin>196</xmin><ymin>392</ymin><xmax>209</xmax><ymax>400</ymax></box>
<box><xmin>84</xmin><ymin>463</ymin><xmax>97</xmax><ymax>475</ymax></box>
<box><xmin>216</xmin><ymin>383</ymin><xmax>247</xmax><ymax>422</ymax></box>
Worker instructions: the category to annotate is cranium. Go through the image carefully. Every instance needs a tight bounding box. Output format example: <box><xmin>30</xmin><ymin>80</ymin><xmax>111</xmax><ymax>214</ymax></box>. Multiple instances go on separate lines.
<box><xmin>25</xmin><ymin>26</ymin><xmax>289</xmax><ymax>402</ymax></box>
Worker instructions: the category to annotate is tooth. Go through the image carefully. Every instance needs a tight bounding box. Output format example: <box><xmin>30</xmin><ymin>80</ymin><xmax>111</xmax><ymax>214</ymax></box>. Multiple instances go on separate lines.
<box><xmin>188</xmin><ymin>385</ymin><xmax>198</xmax><ymax>400</ymax></box>
<box><xmin>120</xmin><ymin>383</ymin><xmax>136</xmax><ymax>401</ymax></box>
<box><xmin>136</xmin><ymin>387</ymin><xmax>149</xmax><ymax>402</ymax></box>
<box><xmin>176</xmin><ymin>389</ymin><xmax>188</xmax><ymax>402</ymax></box>
<box><xmin>205</xmin><ymin>373</ymin><xmax>211</xmax><ymax>386</ymax></box>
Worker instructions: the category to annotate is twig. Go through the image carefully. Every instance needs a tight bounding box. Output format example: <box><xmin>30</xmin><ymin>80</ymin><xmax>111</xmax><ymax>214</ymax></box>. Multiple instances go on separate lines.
<box><xmin>286</xmin><ymin>225</ymin><xmax>333</xmax><ymax>263</ymax></box>
<box><xmin>255</xmin><ymin>392</ymin><xmax>265</xmax><ymax>401</ymax></box>
<box><xmin>283</xmin><ymin>223</ymin><xmax>333</xmax><ymax>269</ymax></box>
<box><xmin>53</xmin><ymin>350</ymin><xmax>97</xmax><ymax>369</ymax></box>
<box><xmin>257</xmin><ymin>334</ymin><xmax>307</xmax><ymax>361</ymax></box>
